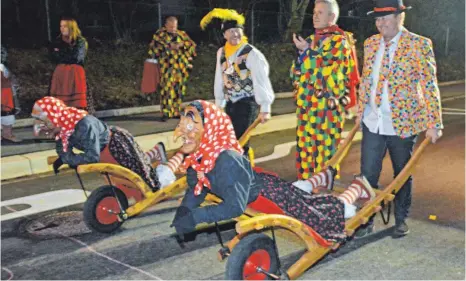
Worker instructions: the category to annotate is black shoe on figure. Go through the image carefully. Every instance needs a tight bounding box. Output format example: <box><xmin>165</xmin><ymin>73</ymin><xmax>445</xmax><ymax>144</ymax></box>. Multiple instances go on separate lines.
<box><xmin>157</xmin><ymin>142</ymin><xmax>168</xmax><ymax>164</ymax></box>
<box><xmin>393</xmin><ymin>221</ymin><xmax>409</xmax><ymax>237</ymax></box>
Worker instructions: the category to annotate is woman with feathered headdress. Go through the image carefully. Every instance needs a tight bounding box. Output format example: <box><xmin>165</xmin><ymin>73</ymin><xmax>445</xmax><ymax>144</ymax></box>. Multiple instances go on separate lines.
<box><xmin>200</xmin><ymin>8</ymin><xmax>275</xmax><ymax>157</ymax></box>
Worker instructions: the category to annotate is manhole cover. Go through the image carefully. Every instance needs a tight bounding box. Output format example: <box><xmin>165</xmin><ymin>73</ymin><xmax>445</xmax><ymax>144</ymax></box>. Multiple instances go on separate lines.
<box><xmin>20</xmin><ymin>211</ymin><xmax>92</xmax><ymax>239</ymax></box>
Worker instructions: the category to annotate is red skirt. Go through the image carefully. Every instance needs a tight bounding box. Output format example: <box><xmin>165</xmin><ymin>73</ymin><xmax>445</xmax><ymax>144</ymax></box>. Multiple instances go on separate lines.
<box><xmin>140</xmin><ymin>59</ymin><xmax>161</xmax><ymax>94</ymax></box>
<box><xmin>50</xmin><ymin>64</ymin><xmax>87</xmax><ymax>108</ymax></box>
<box><xmin>1</xmin><ymin>88</ymin><xmax>14</xmax><ymax>113</ymax></box>
<box><xmin>1</xmin><ymin>72</ymin><xmax>14</xmax><ymax>114</ymax></box>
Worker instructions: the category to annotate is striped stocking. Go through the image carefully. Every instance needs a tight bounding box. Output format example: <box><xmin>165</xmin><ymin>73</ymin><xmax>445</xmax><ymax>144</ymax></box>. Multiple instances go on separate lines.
<box><xmin>338</xmin><ymin>175</ymin><xmax>375</xmax><ymax>205</ymax></box>
<box><xmin>306</xmin><ymin>166</ymin><xmax>336</xmax><ymax>190</ymax></box>
<box><xmin>145</xmin><ymin>143</ymin><xmax>167</xmax><ymax>163</ymax></box>
<box><xmin>166</xmin><ymin>152</ymin><xmax>184</xmax><ymax>173</ymax></box>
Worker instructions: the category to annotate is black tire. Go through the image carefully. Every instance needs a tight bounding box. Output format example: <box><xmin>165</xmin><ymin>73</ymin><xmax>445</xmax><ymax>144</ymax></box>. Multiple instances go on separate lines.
<box><xmin>225</xmin><ymin>233</ymin><xmax>279</xmax><ymax>280</ymax></box>
<box><xmin>83</xmin><ymin>185</ymin><xmax>128</xmax><ymax>233</ymax></box>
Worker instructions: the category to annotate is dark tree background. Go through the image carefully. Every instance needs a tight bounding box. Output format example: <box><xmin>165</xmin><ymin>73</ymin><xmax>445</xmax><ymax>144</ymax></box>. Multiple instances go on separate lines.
<box><xmin>1</xmin><ymin>0</ymin><xmax>464</xmax><ymax>116</ymax></box>
<box><xmin>2</xmin><ymin>0</ymin><xmax>464</xmax><ymax>55</ymax></box>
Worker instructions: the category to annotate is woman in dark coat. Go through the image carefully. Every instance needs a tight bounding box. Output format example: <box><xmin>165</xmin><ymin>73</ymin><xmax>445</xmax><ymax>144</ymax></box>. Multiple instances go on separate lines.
<box><xmin>49</xmin><ymin>17</ymin><xmax>88</xmax><ymax>110</ymax></box>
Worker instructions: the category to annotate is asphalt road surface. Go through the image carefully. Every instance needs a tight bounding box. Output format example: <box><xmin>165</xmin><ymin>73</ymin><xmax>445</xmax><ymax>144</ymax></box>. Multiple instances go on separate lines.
<box><xmin>1</xmin><ymin>94</ymin><xmax>464</xmax><ymax>280</ymax></box>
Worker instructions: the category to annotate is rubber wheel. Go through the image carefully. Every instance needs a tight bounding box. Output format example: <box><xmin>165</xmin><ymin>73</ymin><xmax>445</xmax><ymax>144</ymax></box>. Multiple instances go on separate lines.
<box><xmin>225</xmin><ymin>233</ymin><xmax>279</xmax><ymax>280</ymax></box>
<box><xmin>83</xmin><ymin>185</ymin><xmax>128</xmax><ymax>233</ymax></box>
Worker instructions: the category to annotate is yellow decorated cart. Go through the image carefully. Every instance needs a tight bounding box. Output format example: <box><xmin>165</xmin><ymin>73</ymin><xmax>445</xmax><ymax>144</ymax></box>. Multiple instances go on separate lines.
<box><xmin>48</xmin><ymin>120</ymin><xmax>432</xmax><ymax>280</ymax></box>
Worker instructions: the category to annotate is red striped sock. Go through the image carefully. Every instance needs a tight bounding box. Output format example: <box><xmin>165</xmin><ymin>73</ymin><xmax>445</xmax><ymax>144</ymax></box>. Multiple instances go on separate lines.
<box><xmin>306</xmin><ymin>167</ymin><xmax>335</xmax><ymax>190</ymax></box>
<box><xmin>167</xmin><ymin>152</ymin><xmax>184</xmax><ymax>173</ymax></box>
<box><xmin>146</xmin><ymin>145</ymin><xmax>162</xmax><ymax>162</ymax></box>
<box><xmin>338</xmin><ymin>179</ymin><xmax>364</xmax><ymax>205</ymax></box>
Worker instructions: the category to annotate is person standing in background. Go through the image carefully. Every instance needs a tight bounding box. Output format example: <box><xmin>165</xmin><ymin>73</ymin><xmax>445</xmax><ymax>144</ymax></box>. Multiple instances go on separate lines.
<box><xmin>49</xmin><ymin>16</ymin><xmax>89</xmax><ymax>110</ymax></box>
<box><xmin>1</xmin><ymin>46</ymin><xmax>22</xmax><ymax>143</ymax></box>
<box><xmin>290</xmin><ymin>0</ymin><xmax>359</xmax><ymax>180</ymax></box>
<box><xmin>201</xmin><ymin>8</ymin><xmax>275</xmax><ymax>156</ymax></box>
<box><xmin>148</xmin><ymin>16</ymin><xmax>197</xmax><ymax>121</ymax></box>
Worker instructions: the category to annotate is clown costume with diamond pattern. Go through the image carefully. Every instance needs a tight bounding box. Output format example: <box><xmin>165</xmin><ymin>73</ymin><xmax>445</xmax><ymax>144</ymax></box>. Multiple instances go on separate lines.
<box><xmin>148</xmin><ymin>27</ymin><xmax>197</xmax><ymax>118</ymax></box>
<box><xmin>290</xmin><ymin>29</ymin><xmax>357</xmax><ymax>180</ymax></box>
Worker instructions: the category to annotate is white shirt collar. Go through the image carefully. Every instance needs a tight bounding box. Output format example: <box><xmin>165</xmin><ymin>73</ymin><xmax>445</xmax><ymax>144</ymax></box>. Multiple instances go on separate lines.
<box><xmin>381</xmin><ymin>28</ymin><xmax>403</xmax><ymax>47</ymax></box>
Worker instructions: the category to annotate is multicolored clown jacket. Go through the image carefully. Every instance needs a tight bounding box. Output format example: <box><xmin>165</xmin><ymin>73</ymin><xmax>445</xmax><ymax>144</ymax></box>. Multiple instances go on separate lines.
<box><xmin>358</xmin><ymin>28</ymin><xmax>443</xmax><ymax>138</ymax></box>
<box><xmin>148</xmin><ymin>27</ymin><xmax>197</xmax><ymax>118</ymax></box>
<box><xmin>290</xmin><ymin>26</ymin><xmax>358</xmax><ymax>180</ymax></box>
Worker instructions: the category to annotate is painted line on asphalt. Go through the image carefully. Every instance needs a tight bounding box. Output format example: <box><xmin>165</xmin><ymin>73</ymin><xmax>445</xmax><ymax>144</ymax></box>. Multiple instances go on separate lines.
<box><xmin>13</xmin><ymin>79</ymin><xmax>465</xmax><ymax>129</ymax></box>
<box><xmin>65</xmin><ymin>235</ymin><xmax>163</xmax><ymax>280</ymax></box>
<box><xmin>254</xmin><ymin>131</ymin><xmax>363</xmax><ymax>164</ymax></box>
<box><xmin>1</xmin><ymin>267</ymin><xmax>14</xmax><ymax>281</ymax></box>
<box><xmin>1</xmin><ymin>189</ymin><xmax>90</xmax><ymax>221</ymax></box>
<box><xmin>443</xmin><ymin>107</ymin><xmax>465</xmax><ymax>112</ymax></box>
<box><xmin>443</xmin><ymin>112</ymin><xmax>466</xmax><ymax>115</ymax></box>
<box><xmin>2</xmin><ymin>130</ymin><xmax>363</xmax><ymax>220</ymax></box>
<box><xmin>255</xmin><ymin>142</ymin><xmax>296</xmax><ymax>164</ymax></box>
<box><xmin>3</xmin><ymin>205</ymin><xmax>163</xmax><ymax>280</ymax></box>
<box><xmin>442</xmin><ymin>95</ymin><xmax>465</xmax><ymax>102</ymax></box>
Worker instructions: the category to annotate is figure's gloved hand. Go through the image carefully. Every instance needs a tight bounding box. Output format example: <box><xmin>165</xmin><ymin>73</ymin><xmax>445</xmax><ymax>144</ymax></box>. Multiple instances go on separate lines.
<box><xmin>53</xmin><ymin>158</ymin><xmax>64</xmax><ymax>175</ymax></box>
<box><xmin>170</xmin><ymin>206</ymin><xmax>196</xmax><ymax>239</ymax></box>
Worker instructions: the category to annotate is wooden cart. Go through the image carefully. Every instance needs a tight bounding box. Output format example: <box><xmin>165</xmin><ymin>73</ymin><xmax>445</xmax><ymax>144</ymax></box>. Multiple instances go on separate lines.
<box><xmin>46</xmin><ymin>119</ymin><xmax>261</xmax><ymax>233</ymax></box>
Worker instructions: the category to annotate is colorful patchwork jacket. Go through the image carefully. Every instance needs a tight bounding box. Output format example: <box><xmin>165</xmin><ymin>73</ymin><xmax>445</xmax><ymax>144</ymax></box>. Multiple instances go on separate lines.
<box><xmin>290</xmin><ymin>30</ymin><xmax>357</xmax><ymax>111</ymax></box>
<box><xmin>358</xmin><ymin>28</ymin><xmax>443</xmax><ymax>138</ymax></box>
<box><xmin>148</xmin><ymin>27</ymin><xmax>196</xmax><ymax>63</ymax></box>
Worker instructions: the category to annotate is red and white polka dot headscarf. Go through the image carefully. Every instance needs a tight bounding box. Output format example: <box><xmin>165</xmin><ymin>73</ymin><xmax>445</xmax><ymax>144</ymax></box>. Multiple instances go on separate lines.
<box><xmin>32</xmin><ymin>96</ymin><xmax>88</xmax><ymax>152</ymax></box>
<box><xmin>182</xmin><ymin>100</ymin><xmax>243</xmax><ymax>195</ymax></box>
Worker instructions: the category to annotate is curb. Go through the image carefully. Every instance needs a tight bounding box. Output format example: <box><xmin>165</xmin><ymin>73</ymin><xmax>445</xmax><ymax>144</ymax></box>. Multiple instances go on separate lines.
<box><xmin>437</xmin><ymin>80</ymin><xmax>465</xmax><ymax>87</ymax></box>
<box><xmin>3</xmin><ymin>80</ymin><xmax>463</xmax><ymax>180</ymax></box>
<box><xmin>13</xmin><ymin>80</ymin><xmax>464</xmax><ymax>129</ymax></box>
<box><xmin>13</xmin><ymin>92</ymin><xmax>293</xmax><ymax>129</ymax></box>
<box><xmin>2</xmin><ymin>113</ymin><xmax>298</xmax><ymax>181</ymax></box>
<box><xmin>13</xmin><ymin>98</ymin><xmax>214</xmax><ymax>128</ymax></box>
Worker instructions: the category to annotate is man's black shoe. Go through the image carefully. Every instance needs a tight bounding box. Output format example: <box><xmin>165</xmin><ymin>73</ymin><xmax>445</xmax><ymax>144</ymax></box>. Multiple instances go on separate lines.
<box><xmin>161</xmin><ymin>115</ymin><xmax>168</xmax><ymax>122</ymax></box>
<box><xmin>393</xmin><ymin>221</ymin><xmax>409</xmax><ymax>237</ymax></box>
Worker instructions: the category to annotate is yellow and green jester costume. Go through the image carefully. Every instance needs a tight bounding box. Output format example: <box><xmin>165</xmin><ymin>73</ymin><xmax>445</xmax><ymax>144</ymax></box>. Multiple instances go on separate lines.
<box><xmin>148</xmin><ymin>27</ymin><xmax>197</xmax><ymax>118</ymax></box>
<box><xmin>290</xmin><ymin>26</ymin><xmax>358</xmax><ymax>180</ymax></box>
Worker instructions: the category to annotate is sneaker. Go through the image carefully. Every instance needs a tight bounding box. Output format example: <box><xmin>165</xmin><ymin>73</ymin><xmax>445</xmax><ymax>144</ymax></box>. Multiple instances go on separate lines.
<box><xmin>160</xmin><ymin>115</ymin><xmax>168</xmax><ymax>122</ymax></box>
<box><xmin>354</xmin><ymin>223</ymin><xmax>374</xmax><ymax>238</ymax></box>
<box><xmin>157</xmin><ymin>142</ymin><xmax>168</xmax><ymax>164</ymax></box>
<box><xmin>393</xmin><ymin>221</ymin><xmax>410</xmax><ymax>237</ymax></box>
